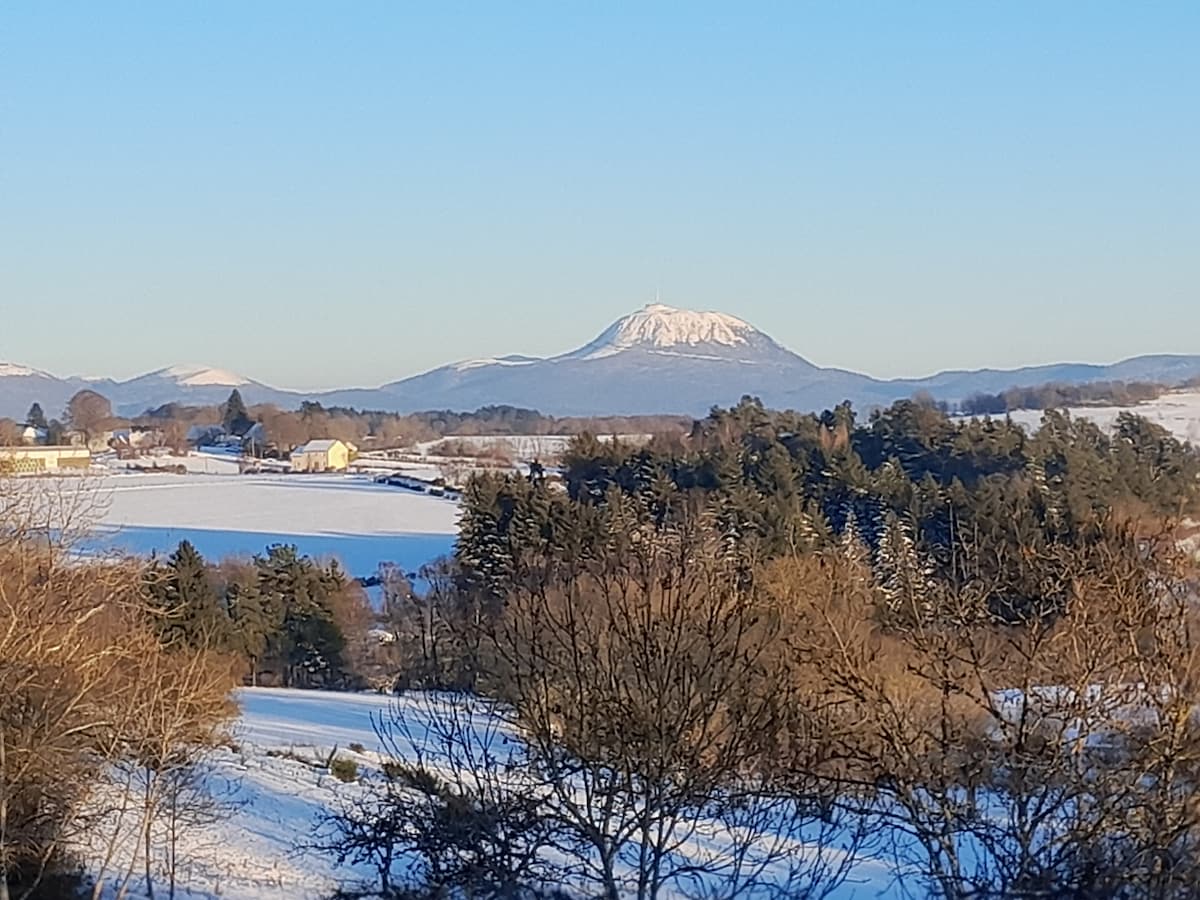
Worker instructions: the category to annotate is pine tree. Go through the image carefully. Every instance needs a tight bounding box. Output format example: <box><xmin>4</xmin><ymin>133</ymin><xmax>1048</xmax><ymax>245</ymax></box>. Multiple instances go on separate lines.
<box><xmin>251</xmin><ymin>545</ymin><xmax>348</xmax><ymax>687</ymax></box>
<box><xmin>455</xmin><ymin>475</ymin><xmax>517</xmax><ymax>606</ymax></box>
<box><xmin>147</xmin><ymin>540</ymin><xmax>230</xmax><ymax>649</ymax></box>
<box><xmin>874</xmin><ymin>512</ymin><xmax>935</xmax><ymax>624</ymax></box>
<box><xmin>222</xmin><ymin>389</ymin><xmax>253</xmax><ymax>436</ymax></box>
<box><xmin>25</xmin><ymin>403</ymin><xmax>47</xmax><ymax>430</ymax></box>
<box><xmin>227</xmin><ymin>581</ymin><xmax>273</xmax><ymax>686</ymax></box>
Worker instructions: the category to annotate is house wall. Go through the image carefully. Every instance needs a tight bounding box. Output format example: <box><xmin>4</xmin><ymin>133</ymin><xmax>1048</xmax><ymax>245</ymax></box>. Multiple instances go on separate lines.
<box><xmin>327</xmin><ymin>443</ymin><xmax>350</xmax><ymax>470</ymax></box>
<box><xmin>0</xmin><ymin>447</ymin><xmax>92</xmax><ymax>475</ymax></box>
<box><xmin>292</xmin><ymin>442</ymin><xmax>349</xmax><ymax>472</ymax></box>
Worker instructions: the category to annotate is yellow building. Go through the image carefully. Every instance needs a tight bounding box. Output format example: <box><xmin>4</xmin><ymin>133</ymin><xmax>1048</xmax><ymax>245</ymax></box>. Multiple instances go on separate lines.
<box><xmin>291</xmin><ymin>439</ymin><xmax>352</xmax><ymax>473</ymax></box>
<box><xmin>0</xmin><ymin>446</ymin><xmax>92</xmax><ymax>475</ymax></box>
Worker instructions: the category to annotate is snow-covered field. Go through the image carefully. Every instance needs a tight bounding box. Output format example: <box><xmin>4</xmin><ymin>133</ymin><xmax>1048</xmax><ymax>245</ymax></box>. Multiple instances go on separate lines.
<box><xmin>84</xmin><ymin>688</ymin><xmax>898</xmax><ymax>900</ymax></box>
<box><xmin>412</xmin><ymin>433</ymin><xmax>652</xmax><ymax>462</ymax></box>
<box><xmin>80</xmin><ymin>472</ymin><xmax>459</xmax><ymax>578</ymax></box>
<box><xmin>990</xmin><ymin>390</ymin><xmax>1200</xmax><ymax>445</ymax></box>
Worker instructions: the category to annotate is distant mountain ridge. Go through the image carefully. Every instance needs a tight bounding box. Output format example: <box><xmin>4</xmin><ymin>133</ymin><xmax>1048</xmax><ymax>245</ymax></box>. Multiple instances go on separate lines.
<box><xmin>2</xmin><ymin>304</ymin><xmax>1199</xmax><ymax>419</ymax></box>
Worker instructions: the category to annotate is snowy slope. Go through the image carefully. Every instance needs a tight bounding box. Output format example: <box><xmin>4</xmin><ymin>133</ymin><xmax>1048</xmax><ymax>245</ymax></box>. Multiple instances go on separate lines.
<box><xmin>0</xmin><ymin>361</ymin><xmax>94</xmax><ymax>420</ymax></box>
<box><xmin>156</xmin><ymin>364</ymin><xmax>251</xmax><ymax>387</ymax></box>
<box><xmin>110</xmin><ymin>365</ymin><xmax>301</xmax><ymax>415</ymax></box>
<box><xmin>0</xmin><ymin>362</ymin><xmax>52</xmax><ymax>378</ymax></box>
<box><xmin>994</xmin><ymin>390</ymin><xmax>1200</xmax><ymax>445</ymax></box>
<box><xmin>83</xmin><ymin>688</ymin><xmax>900</xmax><ymax>900</ymax></box>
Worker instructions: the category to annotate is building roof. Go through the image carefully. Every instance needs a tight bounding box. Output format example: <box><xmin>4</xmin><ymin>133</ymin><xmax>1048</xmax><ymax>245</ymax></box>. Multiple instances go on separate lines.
<box><xmin>1</xmin><ymin>446</ymin><xmax>90</xmax><ymax>456</ymax></box>
<box><xmin>293</xmin><ymin>439</ymin><xmax>343</xmax><ymax>454</ymax></box>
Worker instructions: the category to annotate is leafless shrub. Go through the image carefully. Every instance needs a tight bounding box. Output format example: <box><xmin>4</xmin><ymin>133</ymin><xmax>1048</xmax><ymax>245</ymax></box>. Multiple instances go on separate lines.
<box><xmin>0</xmin><ymin>477</ymin><xmax>236</xmax><ymax>900</ymax></box>
<box><xmin>477</xmin><ymin>503</ymin><xmax>865</xmax><ymax>900</ymax></box>
<box><xmin>310</xmin><ymin>694</ymin><xmax>566</xmax><ymax>898</ymax></box>
<box><xmin>785</xmin><ymin>521</ymin><xmax>1200</xmax><ymax>899</ymax></box>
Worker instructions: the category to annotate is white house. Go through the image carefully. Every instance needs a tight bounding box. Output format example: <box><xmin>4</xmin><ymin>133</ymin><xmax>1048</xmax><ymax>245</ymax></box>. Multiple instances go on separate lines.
<box><xmin>291</xmin><ymin>439</ymin><xmax>352</xmax><ymax>473</ymax></box>
<box><xmin>17</xmin><ymin>424</ymin><xmax>46</xmax><ymax>445</ymax></box>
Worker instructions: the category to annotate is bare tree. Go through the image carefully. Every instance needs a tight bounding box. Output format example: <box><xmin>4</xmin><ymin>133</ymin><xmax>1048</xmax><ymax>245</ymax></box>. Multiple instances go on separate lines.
<box><xmin>0</xmin><ymin>478</ymin><xmax>236</xmax><ymax>900</ymax></box>
<box><xmin>478</xmin><ymin>500</ymin><xmax>863</xmax><ymax>900</ymax></box>
<box><xmin>310</xmin><ymin>694</ymin><xmax>568</xmax><ymax>898</ymax></box>
<box><xmin>64</xmin><ymin>390</ymin><xmax>113</xmax><ymax>444</ymax></box>
<box><xmin>788</xmin><ymin>521</ymin><xmax>1200</xmax><ymax>898</ymax></box>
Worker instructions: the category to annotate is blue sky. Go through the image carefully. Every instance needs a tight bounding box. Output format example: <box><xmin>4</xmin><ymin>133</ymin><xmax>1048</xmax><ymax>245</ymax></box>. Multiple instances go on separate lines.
<box><xmin>1</xmin><ymin>2</ymin><xmax>1196</xmax><ymax>389</ymax></box>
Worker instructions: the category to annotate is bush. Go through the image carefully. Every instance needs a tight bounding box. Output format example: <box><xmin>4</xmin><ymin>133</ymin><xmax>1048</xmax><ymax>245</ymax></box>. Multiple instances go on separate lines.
<box><xmin>329</xmin><ymin>757</ymin><xmax>358</xmax><ymax>783</ymax></box>
<box><xmin>348</xmin><ymin>741</ymin><xmax>365</xmax><ymax>754</ymax></box>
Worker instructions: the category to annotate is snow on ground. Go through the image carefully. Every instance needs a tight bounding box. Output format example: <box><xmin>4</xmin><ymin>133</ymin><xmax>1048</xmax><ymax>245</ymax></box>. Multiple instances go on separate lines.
<box><xmin>412</xmin><ymin>433</ymin><xmax>652</xmax><ymax>463</ymax></box>
<box><xmin>84</xmin><ymin>688</ymin><xmax>900</xmax><ymax>900</ymax></box>
<box><xmin>97</xmin><ymin>449</ymin><xmax>244</xmax><ymax>476</ymax></box>
<box><xmin>993</xmin><ymin>390</ymin><xmax>1200</xmax><ymax>445</ymax></box>
<box><xmin>79</xmin><ymin>473</ymin><xmax>459</xmax><ymax>578</ymax></box>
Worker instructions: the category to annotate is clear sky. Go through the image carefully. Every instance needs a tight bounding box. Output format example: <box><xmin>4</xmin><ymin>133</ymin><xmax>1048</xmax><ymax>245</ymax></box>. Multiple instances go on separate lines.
<box><xmin>1</xmin><ymin>2</ymin><xmax>1196</xmax><ymax>389</ymax></box>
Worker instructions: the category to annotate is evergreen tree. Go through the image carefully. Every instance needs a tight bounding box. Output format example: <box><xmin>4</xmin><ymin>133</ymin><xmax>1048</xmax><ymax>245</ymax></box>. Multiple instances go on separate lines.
<box><xmin>146</xmin><ymin>540</ymin><xmax>231</xmax><ymax>649</ymax></box>
<box><xmin>25</xmin><ymin>403</ymin><xmax>47</xmax><ymax>430</ymax></box>
<box><xmin>874</xmin><ymin>512</ymin><xmax>935</xmax><ymax>624</ymax></box>
<box><xmin>222</xmin><ymin>389</ymin><xmax>253</xmax><ymax>436</ymax></box>
<box><xmin>227</xmin><ymin>578</ymin><xmax>274</xmax><ymax>686</ymax></box>
<box><xmin>252</xmin><ymin>544</ymin><xmax>348</xmax><ymax>687</ymax></box>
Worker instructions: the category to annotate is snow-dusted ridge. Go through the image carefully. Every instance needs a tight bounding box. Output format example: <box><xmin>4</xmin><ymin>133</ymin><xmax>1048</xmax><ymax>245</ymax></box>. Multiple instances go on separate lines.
<box><xmin>451</xmin><ymin>355</ymin><xmax>540</xmax><ymax>373</ymax></box>
<box><xmin>154</xmin><ymin>364</ymin><xmax>251</xmax><ymax>387</ymax></box>
<box><xmin>562</xmin><ymin>303</ymin><xmax>760</xmax><ymax>361</ymax></box>
<box><xmin>0</xmin><ymin>362</ymin><xmax>51</xmax><ymax>378</ymax></box>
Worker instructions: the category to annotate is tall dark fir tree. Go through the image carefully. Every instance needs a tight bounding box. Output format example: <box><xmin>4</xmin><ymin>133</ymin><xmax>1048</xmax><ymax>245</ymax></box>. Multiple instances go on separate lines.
<box><xmin>222</xmin><ymin>388</ymin><xmax>253</xmax><ymax>436</ymax></box>
<box><xmin>147</xmin><ymin>540</ymin><xmax>231</xmax><ymax>648</ymax></box>
<box><xmin>25</xmin><ymin>403</ymin><xmax>47</xmax><ymax>430</ymax></box>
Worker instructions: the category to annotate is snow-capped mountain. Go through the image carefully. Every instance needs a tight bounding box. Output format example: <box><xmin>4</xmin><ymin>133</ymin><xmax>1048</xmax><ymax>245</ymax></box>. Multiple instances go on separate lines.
<box><xmin>0</xmin><ymin>363</ymin><xmax>53</xmax><ymax>379</ymax></box>
<box><xmin>348</xmin><ymin>304</ymin><xmax>831</xmax><ymax>414</ymax></box>
<box><xmin>0</xmin><ymin>361</ymin><xmax>303</xmax><ymax>419</ymax></box>
<box><xmin>3</xmin><ymin>303</ymin><xmax>1200</xmax><ymax>419</ymax></box>
<box><xmin>559</xmin><ymin>303</ymin><xmax>799</xmax><ymax>363</ymax></box>
<box><xmin>329</xmin><ymin>303</ymin><xmax>1200</xmax><ymax>415</ymax></box>
<box><xmin>109</xmin><ymin>365</ymin><xmax>300</xmax><ymax>414</ymax></box>
<box><xmin>0</xmin><ymin>362</ymin><xmax>87</xmax><ymax>421</ymax></box>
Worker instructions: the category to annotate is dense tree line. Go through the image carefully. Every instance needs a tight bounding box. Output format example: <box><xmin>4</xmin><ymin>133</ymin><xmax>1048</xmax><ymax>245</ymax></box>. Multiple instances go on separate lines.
<box><xmin>494</xmin><ymin>396</ymin><xmax>1198</xmax><ymax>621</ymax></box>
<box><xmin>144</xmin><ymin>541</ymin><xmax>374</xmax><ymax>689</ymax></box>
<box><xmin>133</xmin><ymin>398</ymin><xmax>687</xmax><ymax>455</ymax></box>
<box><xmin>960</xmin><ymin>379</ymin><xmax>1168</xmax><ymax>415</ymax></box>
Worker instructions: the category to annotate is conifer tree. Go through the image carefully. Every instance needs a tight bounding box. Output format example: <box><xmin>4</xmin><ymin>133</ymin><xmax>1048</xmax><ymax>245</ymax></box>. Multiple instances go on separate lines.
<box><xmin>251</xmin><ymin>544</ymin><xmax>348</xmax><ymax>687</ymax></box>
<box><xmin>874</xmin><ymin>512</ymin><xmax>935</xmax><ymax>623</ymax></box>
<box><xmin>222</xmin><ymin>389</ymin><xmax>252</xmax><ymax>436</ymax></box>
<box><xmin>147</xmin><ymin>540</ymin><xmax>230</xmax><ymax>649</ymax></box>
<box><xmin>25</xmin><ymin>403</ymin><xmax>46</xmax><ymax>430</ymax></box>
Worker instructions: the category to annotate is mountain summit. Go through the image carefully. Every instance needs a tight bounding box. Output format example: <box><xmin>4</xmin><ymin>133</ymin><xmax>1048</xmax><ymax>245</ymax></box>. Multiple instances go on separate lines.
<box><xmin>152</xmin><ymin>365</ymin><xmax>251</xmax><ymax>387</ymax></box>
<box><xmin>561</xmin><ymin>303</ymin><xmax>784</xmax><ymax>362</ymax></box>
<box><xmin>355</xmin><ymin>303</ymin><xmax>840</xmax><ymax>414</ymax></box>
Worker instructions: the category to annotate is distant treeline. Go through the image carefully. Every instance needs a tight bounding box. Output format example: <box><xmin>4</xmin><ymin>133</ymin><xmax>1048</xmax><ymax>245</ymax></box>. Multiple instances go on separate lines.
<box><xmin>959</xmin><ymin>379</ymin><xmax>1171</xmax><ymax>415</ymax></box>
<box><xmin>138</xmin><ymin>398</ymin><xmax>689</xmax><ymax>452</ymax></box>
